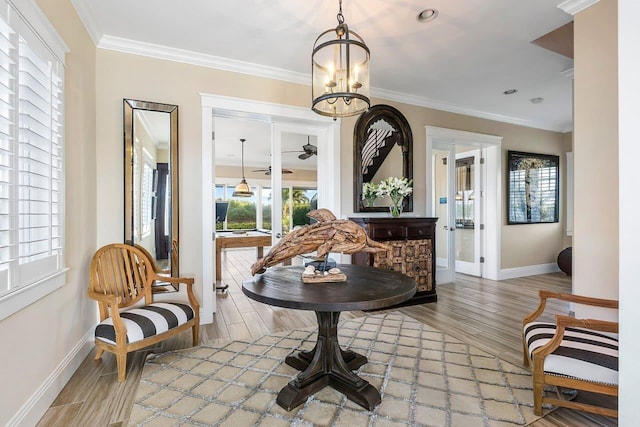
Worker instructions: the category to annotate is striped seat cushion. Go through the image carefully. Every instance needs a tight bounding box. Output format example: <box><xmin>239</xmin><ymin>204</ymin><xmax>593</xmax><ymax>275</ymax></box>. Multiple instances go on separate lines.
<box><xmin>95</xmin><ymin>302</ymin><xmax>194</xmax><ymax>345</ymax></box>
<box><xmin>524</xmin><ymin>321</ymin><xmax>618</xmax><ymax>385</ymax></box>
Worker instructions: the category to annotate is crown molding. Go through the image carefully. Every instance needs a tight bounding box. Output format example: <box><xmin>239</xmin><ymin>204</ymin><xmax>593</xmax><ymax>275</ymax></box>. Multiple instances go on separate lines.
<box><xmin>99</xmin><ymin>35</ymin><xmax>566</xmax><ymax>133</ymax></box>
<box><xmin>69</xmin><ymin>0</ymin><xmax>102</xmax><ymax>45</ymax></box>
<box><xmin>558</xmin><ymin>0</ymin><xmax>600</xmax><ymax>15</ymax></box>
<box><xmin>371</xmin><ymin>87</ymin><xmax>565</xmax><ymax>132</ymax></box>
<box><xmin>98</xmin><ymin>35</ymin><xmax>310</xmax><ymax>86</ymax></box>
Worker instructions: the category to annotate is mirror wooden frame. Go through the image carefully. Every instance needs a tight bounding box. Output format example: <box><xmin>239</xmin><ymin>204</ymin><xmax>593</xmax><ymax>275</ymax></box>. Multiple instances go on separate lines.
<box><xmin>353</xmin><ymin>104</ymin><xmax>413</xmax><ymax>212</ymax></box>
<box><xmin>124</xmin><ymin>99</ymin><xmax>179</xmax><ymax>282</ymax></box>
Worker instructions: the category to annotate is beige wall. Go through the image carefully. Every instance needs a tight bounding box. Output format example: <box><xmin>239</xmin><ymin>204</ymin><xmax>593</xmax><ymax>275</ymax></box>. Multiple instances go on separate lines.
<box><xmin>95</xmin><ymin>50</ymin><xmax>312</xmax><ymax>306</ymax></box>
<box><xmin>573</xmin><ymin>0</ymin><xmax>619</xmax><ymax>309</ymax></box>
<box><xmin>96</xmin><ymin>51</ymin><xmax>567</xmax><ymax>283</ymax></box>
<box><xmin>341</xmin><ymin>99</ymin><xmax>566</xmax><ymax>269</ymax></box>
<box><xmin>0</xmin><ymin>0</ymin><xmax>97</xmax><ymax>424</ymax></box>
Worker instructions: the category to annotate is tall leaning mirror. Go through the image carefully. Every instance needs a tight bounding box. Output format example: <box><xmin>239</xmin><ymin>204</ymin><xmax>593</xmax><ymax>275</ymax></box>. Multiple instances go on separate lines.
<box><xmin>124</xmin><ymin>99</ymin><xmax>179</xmax><ymax>288</ymax></box>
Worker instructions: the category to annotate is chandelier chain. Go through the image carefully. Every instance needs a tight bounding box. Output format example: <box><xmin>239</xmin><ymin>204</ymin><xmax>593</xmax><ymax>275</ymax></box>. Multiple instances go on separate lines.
<box><xmin>337</xmin><ymin>0</ymin><xmax>344</xmax><ymax>24</ymax></box>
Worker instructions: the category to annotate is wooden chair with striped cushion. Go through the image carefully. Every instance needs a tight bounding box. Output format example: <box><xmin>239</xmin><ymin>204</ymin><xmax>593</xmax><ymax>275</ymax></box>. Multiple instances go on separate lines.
<box><xmin>522</xmin><ymin>290</ymin><xmax>618</xmax><ymax>417</ymax></box>
<box><xmin>88</xmin><ymin>243</ymin><xmax>200</xmax><ymax>382</ymax></box>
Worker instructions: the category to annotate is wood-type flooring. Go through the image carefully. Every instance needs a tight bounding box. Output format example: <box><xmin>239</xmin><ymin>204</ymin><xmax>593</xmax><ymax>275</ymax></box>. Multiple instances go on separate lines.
<box><xmin>37</xmin><ymin>248</ymin><xmax>617</xmax><ymax>426</ymax></box>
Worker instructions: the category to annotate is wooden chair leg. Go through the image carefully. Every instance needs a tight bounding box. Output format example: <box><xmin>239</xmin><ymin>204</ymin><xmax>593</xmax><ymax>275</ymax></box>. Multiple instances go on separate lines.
<box><xmin>116</xmin><ymin>350</ymin><xmax>127</xmax><ymax>383</ymax></box>
<box><xmin>522</xmin><ymin>339</ymin><xmax>530</xmax><ymax>367</ymax></box>
<box><xmin>533</xmin><ymin>378</ymin><xmax>544</xmax><ymax>416</ymax></box>
<box><xmin>192</xmin><ymin>323</ymin><xmax>200</xmax><ymax>347</ymax></box>
<box><xmin>95</xmin><ymin>347</ymin><xmax>105</xmax><ymax>360</ymax></box>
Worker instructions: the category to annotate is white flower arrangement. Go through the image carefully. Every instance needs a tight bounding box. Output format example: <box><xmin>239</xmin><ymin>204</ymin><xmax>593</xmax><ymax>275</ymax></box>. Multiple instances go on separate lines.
<box><xmin>378</xmin><ymin>176</ymin><xmax>413</xmax><ymax>202</ymax></box>
<box><xmin>362</xmin><ymin>182</ymin><xmax>382</xmax><ymax>200</ymax></box>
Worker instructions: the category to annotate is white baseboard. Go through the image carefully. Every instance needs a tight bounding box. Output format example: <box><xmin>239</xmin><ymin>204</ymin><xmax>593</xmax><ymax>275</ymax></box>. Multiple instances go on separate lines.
<box><xmin>7</xmin><ymin>328</ymin><xmax>94</xmax><ymax>427</ymax></box>
<box><xmin>498</xmin><ymin>262</ymin><xmax>560</xmax><ymax>280</ymax></box>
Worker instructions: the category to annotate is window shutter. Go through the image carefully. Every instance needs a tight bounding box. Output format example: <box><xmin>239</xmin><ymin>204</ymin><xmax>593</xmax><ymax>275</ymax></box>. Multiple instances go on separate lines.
<box><xmin>0</xmin><ymin>1</ymin><xmax>65</xmax><ymax>295</ymax></box>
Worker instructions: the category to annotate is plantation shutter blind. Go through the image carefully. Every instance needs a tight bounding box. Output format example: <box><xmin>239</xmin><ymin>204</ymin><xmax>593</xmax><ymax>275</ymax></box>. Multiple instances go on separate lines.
<box><xmin>0</xmin><ymin>0</ymin><xmax>65</xmax><ymax>297</ymax></box>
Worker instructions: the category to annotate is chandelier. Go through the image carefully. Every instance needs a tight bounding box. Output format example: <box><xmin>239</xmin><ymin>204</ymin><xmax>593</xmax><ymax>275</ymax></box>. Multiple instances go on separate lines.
<box><xmin>232</xmin><ymin>138</ymin><xmax>254</xmax><ymax>197</ymax></box>
<box><xmin>311</xmin><ymin>0</ymin><xmax>370</xmax><ymax>118</ymax></box>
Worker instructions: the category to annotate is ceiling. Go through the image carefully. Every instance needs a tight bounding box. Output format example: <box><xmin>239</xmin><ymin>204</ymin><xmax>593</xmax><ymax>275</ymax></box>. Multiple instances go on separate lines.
<box><xmin>74</xmin><ymin>0</ymin><xmax>574</xmax><ymax>138</ymax></box>
<box><xmin>214</xmin><ymin>118</ymin><xmax>318</xmax><ymax>171</ymax></box>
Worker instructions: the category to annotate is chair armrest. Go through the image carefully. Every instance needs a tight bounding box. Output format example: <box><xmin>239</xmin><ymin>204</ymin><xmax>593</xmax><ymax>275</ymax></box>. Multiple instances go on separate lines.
<box><xmin>87</xmin><ymin>291</ymin><xmax>122</xmax><ymax>306</ymax></box>
<box><xmin>149</xmin><ymin>275</ymin><xmax>200</xmax><ymax>312</ymax></box>
<box><xmin>555</xmin><ymin>314</ymin><xmax>618</xmax><ymax>334</ymax></box>
<box><xmin>523</xmin><ymin>290</ymin><xmax>618</xmax><ymax>325</ymax></box>
<box><xmin>152</xmin><ymin>275</ymin><xmax>195</xmax><ymax>286</ymax></box>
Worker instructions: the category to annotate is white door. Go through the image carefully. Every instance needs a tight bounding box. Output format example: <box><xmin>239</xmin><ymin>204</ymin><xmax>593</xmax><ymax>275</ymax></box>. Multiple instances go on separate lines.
<box><xmin>454</xmin><ymin>149</ymin><xmax>483</xmax><ymax>276</ymax></box>
<box><xmin>431</xmin><ymin>143</ymin><xmax>456</xmax><ymax>284</ymax></box>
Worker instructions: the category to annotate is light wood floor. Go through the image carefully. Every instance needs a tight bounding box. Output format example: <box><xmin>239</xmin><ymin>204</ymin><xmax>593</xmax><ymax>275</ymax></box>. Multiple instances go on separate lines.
<box><xmin>37</xmin><ymin>248</ymin><xmax>617</xmax><ymax>426</ymax></box>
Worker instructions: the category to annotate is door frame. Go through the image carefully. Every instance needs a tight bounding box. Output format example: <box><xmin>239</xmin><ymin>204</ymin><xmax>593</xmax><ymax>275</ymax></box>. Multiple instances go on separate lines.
<box><xmin>426</xmin><ymin>126</ymin><xmax>502</xmax><ymax>282</ymax></box>
<box><xmin>201</xmin><ymin>94</ymin><xmax>340</xmax><ymax>323</ymax></box>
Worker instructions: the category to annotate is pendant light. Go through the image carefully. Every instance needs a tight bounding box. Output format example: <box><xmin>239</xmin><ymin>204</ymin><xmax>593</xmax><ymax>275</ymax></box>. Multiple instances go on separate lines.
<box><xmin>311</xmin><ymin>0</ymin><xmax>370</xmax><ymax>118</ymax></box>
<box><xmin>232</xmin><ymin>138</ymin><xmax>254</xmax><ymax>197</ymax></box>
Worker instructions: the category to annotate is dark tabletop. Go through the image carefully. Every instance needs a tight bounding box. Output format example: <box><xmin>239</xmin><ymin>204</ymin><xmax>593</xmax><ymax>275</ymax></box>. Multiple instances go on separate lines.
<box><xmin>242</xmin><ymin>264</ymin><xmax>416</xmax><ymax>312</ymax></box>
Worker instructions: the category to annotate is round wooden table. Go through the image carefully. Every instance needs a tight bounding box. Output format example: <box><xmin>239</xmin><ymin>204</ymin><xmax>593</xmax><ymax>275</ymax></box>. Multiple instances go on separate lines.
<box><xmin>242</xmin><ymin>264</ymin><xmax>416</xmax><ymax>411</ymax></box>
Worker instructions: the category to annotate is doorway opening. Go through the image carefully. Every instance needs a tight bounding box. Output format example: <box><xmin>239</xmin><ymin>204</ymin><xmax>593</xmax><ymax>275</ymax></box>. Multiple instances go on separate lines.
<box><xmin>426</xmin><ymin>126</ymin><xmax>502</xmax><ymax>284</ymax></box>
<box><xmin>200</xmin><ymin>94</ymin><xmax>340</xmax><ymax>323</ymax></box>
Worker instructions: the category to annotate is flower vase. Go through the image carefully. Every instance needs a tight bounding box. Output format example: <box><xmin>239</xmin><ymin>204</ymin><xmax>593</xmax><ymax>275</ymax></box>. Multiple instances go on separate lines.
<box><xmin>389</xmin><ymin>198</ymin><xmax>403</xmax><ymax>218</ymax></box>
<box><xmin>365</xmin><ymin>197</ymin><xmax>377</xmax><ymax>207</ymax></box>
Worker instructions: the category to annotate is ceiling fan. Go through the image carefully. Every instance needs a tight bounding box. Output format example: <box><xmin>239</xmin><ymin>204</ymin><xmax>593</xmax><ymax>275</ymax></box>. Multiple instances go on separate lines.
<box><xmin>251</xmin><ymin>166</ymin><xmax>294</xmax><ymax>175</ymax></box>
<box><xmin>283</xmin><ymin>136</ymin><xmax>317</xmax><ymax>160</ymax></box>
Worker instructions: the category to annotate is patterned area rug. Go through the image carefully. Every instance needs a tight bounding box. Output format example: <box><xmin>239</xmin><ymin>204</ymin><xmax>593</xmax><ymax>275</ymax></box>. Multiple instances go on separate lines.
<box><xmin>129</xmin><ymin>312</ymin><xmax>543</xmax><ymax>426</ymax></box>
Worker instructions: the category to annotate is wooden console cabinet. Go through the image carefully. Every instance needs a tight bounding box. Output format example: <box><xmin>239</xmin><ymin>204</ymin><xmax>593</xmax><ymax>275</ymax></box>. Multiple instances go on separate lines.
<box><xmin>350</xmin><ymin>217</ymin><xmax>438</xmax><ymax>306</ymax></box>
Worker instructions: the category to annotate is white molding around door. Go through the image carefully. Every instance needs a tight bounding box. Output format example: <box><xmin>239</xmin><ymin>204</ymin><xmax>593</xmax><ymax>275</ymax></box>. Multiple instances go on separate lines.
<box><xmin>200</xmin><ymin>94</ymin><xmax>340</xmax><ymax>324</ymax></box>
<box><xmin>426</xmin><ymin>126</ymin><xmax>503</xmax><ymax>282</ymax></box>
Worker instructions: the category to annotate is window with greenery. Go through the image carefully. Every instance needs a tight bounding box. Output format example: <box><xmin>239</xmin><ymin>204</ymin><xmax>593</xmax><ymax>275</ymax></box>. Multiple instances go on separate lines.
<box><xmin>215</xmin><ymin>184</ymin><xmax>317</xmax><ymax>232</ymax></box>
<box><xmin>507</xmin><ymin>151</ymin><xmax>559</xmax><ymax>224</ymax></box>
<box><xmin>0</xmin><ymin>0</ymin><xmax>67</xmax><ymax>319</ymax></box>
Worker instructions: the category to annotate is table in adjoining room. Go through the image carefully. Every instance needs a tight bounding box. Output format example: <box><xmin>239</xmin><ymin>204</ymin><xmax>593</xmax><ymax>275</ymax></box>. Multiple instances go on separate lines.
<box><xmin>215</xmin><ymin>229</ymin><xmax>272</xmax><ymax>283</ymax></box>
<box><xmin>242</xmin><ymin>264</ymin><xmax>416</xmax><ymax>411</ymax></box>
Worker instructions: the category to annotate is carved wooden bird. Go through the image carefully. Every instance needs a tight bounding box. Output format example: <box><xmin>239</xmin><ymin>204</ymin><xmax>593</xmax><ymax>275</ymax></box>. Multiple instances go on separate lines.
<box><xmin>250</xmin><ymin>209</ymin><xmax>389</xmax><ymax>275</ymax></box>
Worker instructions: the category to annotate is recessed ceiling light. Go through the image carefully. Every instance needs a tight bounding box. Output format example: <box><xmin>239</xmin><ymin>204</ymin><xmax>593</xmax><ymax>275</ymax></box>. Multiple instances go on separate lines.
<box><xmin>417</xmin><ymin>9</ymin><xmax>438</xmax><ymax>23</ymax></box>
<box><xmin>530</xmin><ymin>97</ymin><xmax>544</xmax><ymax>104</ymax></box>
<box><xmin>503</xmin><ymin>89</ymin><xmax>518</xmax><ymax>95</ymax></box>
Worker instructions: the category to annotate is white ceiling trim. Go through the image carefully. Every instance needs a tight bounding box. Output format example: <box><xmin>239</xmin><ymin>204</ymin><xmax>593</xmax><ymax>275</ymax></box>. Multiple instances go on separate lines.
<box><xmin>558</xmin><ymin>0</ymin><xmax>600</xmax><ymax>15</ymax></box>
<box><xmin>70</xmin><ymin>0</ymin><xmax>102</xmax><ymax>45</ymax></box>
<box><xmin>372</xmin><ymin>87</ymin><xmax>563</xmax><ymax>132</ymax></box>
<box><xmin>98</xmin><ymin>35</ymin><xmax>310</xmax><ymax>86</ymax></box>
<box><xmin>98</xmin><ymin>34</ymin><xmax>564</xmax><ymax>133</ymax></box>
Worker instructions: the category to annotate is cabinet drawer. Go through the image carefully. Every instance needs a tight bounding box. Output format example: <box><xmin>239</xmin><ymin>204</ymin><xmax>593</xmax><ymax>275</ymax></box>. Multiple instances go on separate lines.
<box><xmin>406</xmin><ymin>225</ymin><xmax>431</xmax><ymax>238</ymax></box>
<box><xmin>370</xmin><ymin>225</ymin><xmax>405</xmax><ymax>240</ymax></box>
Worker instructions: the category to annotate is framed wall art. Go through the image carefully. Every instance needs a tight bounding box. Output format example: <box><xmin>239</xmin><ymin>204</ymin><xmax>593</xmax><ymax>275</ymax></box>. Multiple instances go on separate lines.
<box><xmin>507</xmin><ymin>150</ymin><xmax>559</xmax><ymax>224</ymax></box>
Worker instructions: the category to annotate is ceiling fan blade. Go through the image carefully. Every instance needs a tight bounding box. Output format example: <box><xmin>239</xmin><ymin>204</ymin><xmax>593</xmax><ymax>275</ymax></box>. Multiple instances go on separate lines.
<box><xmin>298</xmin><ymin>152</ymin><xmax>312</xmax><ymax>160</ymax></box>
<box><xmin>252</xmin><ymin>166</ymin><xmax>294</xmax><ymax>175</ymax></box>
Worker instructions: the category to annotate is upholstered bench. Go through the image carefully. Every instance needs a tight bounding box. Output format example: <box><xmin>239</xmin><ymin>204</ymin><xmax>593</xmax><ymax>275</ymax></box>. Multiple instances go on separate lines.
<box><xmin>522</xmin><ymin>290</ymin><xmax>618</xmax><ymax>417</ymax></box>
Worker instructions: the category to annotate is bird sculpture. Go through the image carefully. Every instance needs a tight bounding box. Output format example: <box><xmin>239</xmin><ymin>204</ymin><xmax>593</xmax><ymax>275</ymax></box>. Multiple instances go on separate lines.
<box><xmin>250</xmin><ymin>209</ymin><xmax>390</xmax><ymax>275</ymax></box>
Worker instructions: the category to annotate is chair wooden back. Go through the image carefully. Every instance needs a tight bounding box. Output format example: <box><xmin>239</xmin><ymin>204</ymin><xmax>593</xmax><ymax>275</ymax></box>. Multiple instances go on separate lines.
<box><xmin>89</xmin><ymin>244</ymin><xmax>155</xmax><ymax>317</ymax></box>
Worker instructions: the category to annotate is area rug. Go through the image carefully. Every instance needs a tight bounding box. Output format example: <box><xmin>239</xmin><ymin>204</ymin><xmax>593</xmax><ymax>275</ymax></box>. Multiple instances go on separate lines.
<box><xmin>129</xmin><ymin>312</ymin><xmax>543</xmax><ymax>426</ymax></box>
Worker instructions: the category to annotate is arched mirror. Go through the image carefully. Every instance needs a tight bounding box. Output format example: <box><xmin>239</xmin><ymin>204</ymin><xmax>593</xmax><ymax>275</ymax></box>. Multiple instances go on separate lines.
<box><xmin>124</xmin><ymin>99</ymin><xmax>179</xmax><ymax>288</ymax></box>
<box><xmin>353</xmin><ymin>104</ymin><xmax>413</xmax><ymax>212</ymax></box>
